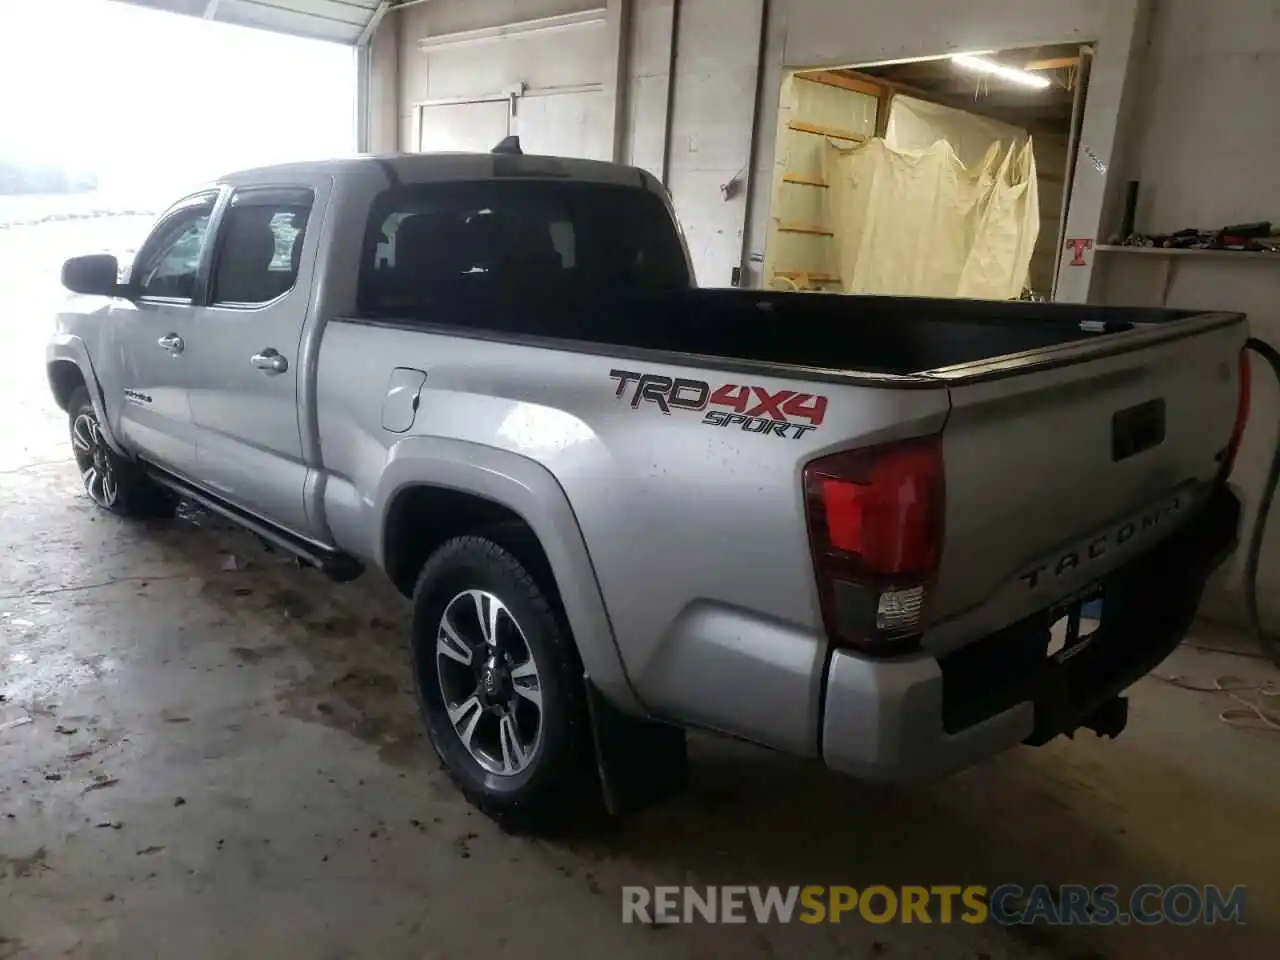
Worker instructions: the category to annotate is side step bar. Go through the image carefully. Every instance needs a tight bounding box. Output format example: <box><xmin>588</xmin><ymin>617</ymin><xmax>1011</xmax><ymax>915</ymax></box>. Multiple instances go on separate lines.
<box><xmin>145</xmin><ymin>465</ymin><xmax>363</xmax><ymax>583</ymax></box>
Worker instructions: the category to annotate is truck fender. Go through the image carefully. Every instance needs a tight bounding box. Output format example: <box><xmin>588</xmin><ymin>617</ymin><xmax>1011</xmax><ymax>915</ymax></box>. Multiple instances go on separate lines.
<box><xmin>46</xmin><ymin>334</ymin><xmax>127</xmax><ymax>456</ymax></box>
<box><xmin>373</xmin><ymin>436</ymin><xmax>644</xmax><ymax>716</ymax></box>
<box><xmin>373</xmin><ymin>438</ymin><xmax>689</xmax><ymax>814</ymax></box>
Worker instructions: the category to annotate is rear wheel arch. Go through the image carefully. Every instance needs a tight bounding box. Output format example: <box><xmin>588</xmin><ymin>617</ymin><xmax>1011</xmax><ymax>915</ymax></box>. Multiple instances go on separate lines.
<box><xmin>373</xmin><ymin>445</ymin><xmax>642</xmax><ymax>716</ymax></box>
<box><xmin>382</xmin><ymin>485</ymin><xmax>563</xmax><ymax>611</ymax></box>
<box><xmin>388</xmin><ymin>484</ymin><xmax>685</xmax><ymax>822</ymax></box>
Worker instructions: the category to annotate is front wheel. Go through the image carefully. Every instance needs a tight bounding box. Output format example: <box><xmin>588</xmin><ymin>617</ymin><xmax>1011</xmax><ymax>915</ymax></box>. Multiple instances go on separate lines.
<box><xmin>410</xmin><ymin>535</ymin><xmax>593</xmax><ymax>831</ymax></box>
<box><xmin>67</xmin><ymin>387</ymin><xmax>173</xmax><ymax>518</ymax></box>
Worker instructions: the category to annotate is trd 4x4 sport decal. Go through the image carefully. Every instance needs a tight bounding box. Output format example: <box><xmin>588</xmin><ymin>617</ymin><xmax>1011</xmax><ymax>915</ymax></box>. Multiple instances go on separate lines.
<box><xmin>609</xmin><ymin>369</ymin><xmax>827</xmax><ymax>440</ymax></box>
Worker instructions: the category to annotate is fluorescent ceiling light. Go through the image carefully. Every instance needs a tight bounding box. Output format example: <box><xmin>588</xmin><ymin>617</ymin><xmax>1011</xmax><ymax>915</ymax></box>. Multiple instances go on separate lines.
<box><xmin>951</xmin><ymin>55</ymin><xmax>1051</xmax><ymax>89</ymax></box>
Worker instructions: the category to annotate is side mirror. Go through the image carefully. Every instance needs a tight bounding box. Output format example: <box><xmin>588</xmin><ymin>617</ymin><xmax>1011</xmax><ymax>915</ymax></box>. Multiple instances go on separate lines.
<box><xmin>62</xmin><ymin>254</ymin><xmax>126</xmax><ymax>297</ymax></box>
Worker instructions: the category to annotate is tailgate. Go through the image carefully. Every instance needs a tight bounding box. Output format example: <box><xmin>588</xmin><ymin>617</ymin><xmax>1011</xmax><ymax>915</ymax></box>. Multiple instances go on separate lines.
<box><xmin>924</xmin><ymin>311</ymin><xmax>1246</xmax><ymax>653</ymax></box>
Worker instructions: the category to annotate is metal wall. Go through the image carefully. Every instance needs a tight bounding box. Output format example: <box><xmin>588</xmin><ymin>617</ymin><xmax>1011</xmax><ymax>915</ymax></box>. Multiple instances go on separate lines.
<box><xmin>1091</xmin><ymin>0</ymin><xmax>1280</xmax><ymax>627</ymax></box>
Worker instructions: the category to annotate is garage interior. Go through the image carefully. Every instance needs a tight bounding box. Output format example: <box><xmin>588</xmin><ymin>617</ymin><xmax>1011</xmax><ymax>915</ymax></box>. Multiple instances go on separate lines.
<box><xmin>3</xmin><ymin>0</ymin><xmax>1279</xmax><ymax>957</ymax></box>
<box><xmin>761</xmin><ymin>47</ymin><xmax>1086</xmax><ymax>298</ymax></box>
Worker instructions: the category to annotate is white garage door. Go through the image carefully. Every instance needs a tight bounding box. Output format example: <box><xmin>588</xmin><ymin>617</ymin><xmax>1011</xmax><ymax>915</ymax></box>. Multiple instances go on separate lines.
<box><xmin>405</xmin><ymin>5</ymin><xmax>614</xmax><ymax>162</ymax></box>
<box><xmin>515</xmin><ymin>91</ymin><xmax>611</xmax><ymax>161</ymax></box>
<box><xmin>418</xmin><ymin>100</ymin><xmax>510</xmax><ymax>154</ymax></box>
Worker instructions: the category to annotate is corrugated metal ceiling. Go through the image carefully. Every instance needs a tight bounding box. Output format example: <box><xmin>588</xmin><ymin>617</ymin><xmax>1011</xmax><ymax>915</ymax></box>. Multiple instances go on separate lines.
<box><xmin>112</xmin><ymin>0</ymin><xmax>385</xmax><ymax>45</ymax></box>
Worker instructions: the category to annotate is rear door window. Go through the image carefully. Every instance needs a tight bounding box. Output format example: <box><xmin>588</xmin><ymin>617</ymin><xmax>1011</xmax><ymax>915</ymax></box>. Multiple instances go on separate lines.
<box><xmin>359</xmin><ymin>180</ymin><xmax>689</xmax><ymax>315</ymax></box>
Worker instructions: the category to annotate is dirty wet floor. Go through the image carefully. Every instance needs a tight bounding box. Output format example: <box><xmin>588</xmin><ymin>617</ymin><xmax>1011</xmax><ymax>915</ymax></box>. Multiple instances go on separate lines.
<box><xmin>3</xmin><ymin>226</ymin><xmax>1280</xmax><ymax>959</ymax></box>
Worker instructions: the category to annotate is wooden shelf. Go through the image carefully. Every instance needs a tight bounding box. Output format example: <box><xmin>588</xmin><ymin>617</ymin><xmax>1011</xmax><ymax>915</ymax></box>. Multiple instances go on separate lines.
<box><xmin>1095</xmin><ymin>244</ymin><xmax>1280</xmax><ymax>262</ymax></box>
<box><xmin>782</xmin><ymin>173</ymin><xmax>829</xmax><ymax>188</ymax></box>
<box><xmin>777</xmin><ymin>223</ymin><xmax>834</xmax><ymax>236</ymax></box>
<box><xmin>787</xmin><ymin>120</ymin><xmax>867</xmax><ymax>143</ymax></box>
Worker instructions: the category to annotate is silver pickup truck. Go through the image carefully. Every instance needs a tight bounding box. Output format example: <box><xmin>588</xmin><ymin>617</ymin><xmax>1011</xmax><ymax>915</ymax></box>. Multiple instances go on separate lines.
<box><xmin>49</xmin><ymin>145</ymin><xmax>1247</xmax><ymax>830</ymax></box>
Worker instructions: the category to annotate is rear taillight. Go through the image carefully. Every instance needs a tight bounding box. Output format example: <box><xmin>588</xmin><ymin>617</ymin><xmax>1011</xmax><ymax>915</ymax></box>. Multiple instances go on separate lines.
<box><xmin>1222</xmin><ymin>349</ymin><xmax>1251</xmax><ymax>477</ymax></box>
<box><xmin>804</xmin><ymin>436</ymin><xmax>944</xmax><ymax>656</ymax></box>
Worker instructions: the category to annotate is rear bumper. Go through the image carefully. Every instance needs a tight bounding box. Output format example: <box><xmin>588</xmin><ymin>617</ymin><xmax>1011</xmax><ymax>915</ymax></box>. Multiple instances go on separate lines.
<box><xmin>821</xmin><ymin>484</ymin><xmax>1240</xmax><ymax>782</ymax></box>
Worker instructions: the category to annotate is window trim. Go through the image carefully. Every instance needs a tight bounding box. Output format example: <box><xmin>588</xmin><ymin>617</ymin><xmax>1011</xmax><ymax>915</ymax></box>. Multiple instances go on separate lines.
<box><xmin>132</xmin><ymin>189</ymin><xmax>223</xmax><ymax>306</ymax></box>
<box><xmin>205</xmin><ymin>185</ymin><xmax>316</xmax><ymax>311</ymax></box>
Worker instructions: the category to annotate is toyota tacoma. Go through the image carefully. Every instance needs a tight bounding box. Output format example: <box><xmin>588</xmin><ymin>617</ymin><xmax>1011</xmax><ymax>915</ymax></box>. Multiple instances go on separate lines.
<box><xmin>47</xmin><ymin>144</ymin><xmax>1247</xmax><ymax>829</ymax></box>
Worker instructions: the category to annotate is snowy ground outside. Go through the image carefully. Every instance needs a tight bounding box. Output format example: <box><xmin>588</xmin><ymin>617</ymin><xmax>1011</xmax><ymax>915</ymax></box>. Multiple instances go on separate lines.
<box><xmin>1</xmin><ymin>205</ymin><xmax>155</xmax><ymax>471</ymax></box>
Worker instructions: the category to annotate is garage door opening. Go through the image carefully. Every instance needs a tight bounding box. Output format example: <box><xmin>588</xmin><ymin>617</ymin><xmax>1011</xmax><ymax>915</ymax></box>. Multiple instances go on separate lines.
<box><xmin>0</xmin><ymin>0</ymin><xmax>355</xmax><ymax>469</ymax></box>
<box><xmin>761</xmin><ymin>44</ymin><xmax>1092</xmax><ymax>301</ymax></box>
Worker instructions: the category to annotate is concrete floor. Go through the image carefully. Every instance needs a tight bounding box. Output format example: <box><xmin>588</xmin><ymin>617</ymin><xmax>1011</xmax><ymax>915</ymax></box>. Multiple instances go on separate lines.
<box><xmin>3</xmin><ymin>221</ymin><xmax>1279</xmax><ymax>958</ymax></box>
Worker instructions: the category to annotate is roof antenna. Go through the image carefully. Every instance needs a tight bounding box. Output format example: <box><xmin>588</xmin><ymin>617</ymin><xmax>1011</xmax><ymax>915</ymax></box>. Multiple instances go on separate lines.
<box><xmin>491</xmin><ymin>136</ymin><xmax>523</xmax><ymax>156</ymax></box>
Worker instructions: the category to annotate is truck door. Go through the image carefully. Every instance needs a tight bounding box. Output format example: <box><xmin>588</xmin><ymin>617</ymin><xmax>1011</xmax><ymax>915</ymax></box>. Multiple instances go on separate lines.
<box><xmin>186</xmin><ymin>184</ymin><xmax>322</xmax><ymax>537</ymax></box>
<box><xmin>112</xmin><ymin>190</ymin><xmax>219</xmax><ymax>478</ymax></box>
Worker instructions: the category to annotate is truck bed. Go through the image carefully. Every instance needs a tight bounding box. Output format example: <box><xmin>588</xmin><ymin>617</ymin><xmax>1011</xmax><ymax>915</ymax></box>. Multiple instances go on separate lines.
<box><xmin>343</xmin><ymin>288</ymin><xmax>1244</xmax><ymax>663</ymax></box>
<box><xmin>360</xmin><ymin>288</ymin><xmax>1207</xmax><ymax>380</ymax></box>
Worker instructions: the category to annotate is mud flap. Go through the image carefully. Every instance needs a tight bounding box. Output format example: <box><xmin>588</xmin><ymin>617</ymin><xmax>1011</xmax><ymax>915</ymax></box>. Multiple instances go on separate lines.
<box><xmin>585</xmin><ymin>678</ymin><xmax>688</xmax><ymax>816</ymax></box>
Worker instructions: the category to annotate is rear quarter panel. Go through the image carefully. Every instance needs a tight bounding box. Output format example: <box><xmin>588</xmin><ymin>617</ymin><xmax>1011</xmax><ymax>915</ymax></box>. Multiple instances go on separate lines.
<box><xmin>315</xmin><ymin>322</ymin><xmax>950</xmax><ymax>753</ymax></box>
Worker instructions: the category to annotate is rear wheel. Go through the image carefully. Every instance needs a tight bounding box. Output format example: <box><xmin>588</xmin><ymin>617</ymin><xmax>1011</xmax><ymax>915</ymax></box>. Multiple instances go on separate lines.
<box><xmin>67</xmin><ymin>387</ymin><xmax>173</xmax><ymax>518</ymax></box>
<box><xmin>410</xmin><ymin>535</ymin><xmax>593</xmax><ymax>831</ymax></box>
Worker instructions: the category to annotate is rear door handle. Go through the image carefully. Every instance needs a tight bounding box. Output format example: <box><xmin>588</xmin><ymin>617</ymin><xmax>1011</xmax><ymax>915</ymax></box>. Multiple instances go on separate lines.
<box><xmin>158</xmin><ymin>333</ymin><xmax>184</xmax><ymax>354</ymax></box>
<box><xmin>251</xmin><ymin>348</ymin><xmax>289</xmax><ymax>375</ymax></box>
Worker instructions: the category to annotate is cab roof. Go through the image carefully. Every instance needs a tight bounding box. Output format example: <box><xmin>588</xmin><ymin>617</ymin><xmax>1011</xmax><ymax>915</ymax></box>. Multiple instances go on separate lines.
<box><xmin>217</xmin><ymin>151</ymin><xmax>653</xmax><ymax>191</ymax></box>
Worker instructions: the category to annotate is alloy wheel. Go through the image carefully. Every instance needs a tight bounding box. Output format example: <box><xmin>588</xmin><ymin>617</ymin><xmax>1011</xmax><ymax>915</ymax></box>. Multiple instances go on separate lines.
<box><xmin>71</xmin><ymin>412</ymin><xmax>119</xmax><ymax>509</ymax></box>
<box><xmin>435</xmin><ymin>589</ymin><xmax>543</xmax><ymax>776</ymax></box>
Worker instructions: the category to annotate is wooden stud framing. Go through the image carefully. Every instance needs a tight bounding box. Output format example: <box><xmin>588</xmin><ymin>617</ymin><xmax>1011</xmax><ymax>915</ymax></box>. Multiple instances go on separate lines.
<box><xmin>775</xmin><ymin>270</ymin><xmax>841</xmax><ymax>283</ymax></box>
<box><xmin>778</xmin><ymin>224</ymin><xmax>834</xmax><ymax>236</ymax></box>
<box><xmin>1023</xmin><ymin>56</ymin><xmax>1079</xmax><ymax>71</ymax></box>
<box><xmin>796</xmin><ymin>70</ymin><xmax>883</xmax><ymax>98</ymax></box>
<box><xmin>782</xmin><ymin>173</ymin><xmax>828</xmax><ymax>187</ymax></box>
<box><xmin>787</xmin><ymin>120</ymin><xmax>866</xmax><ymax>142</ymax></box>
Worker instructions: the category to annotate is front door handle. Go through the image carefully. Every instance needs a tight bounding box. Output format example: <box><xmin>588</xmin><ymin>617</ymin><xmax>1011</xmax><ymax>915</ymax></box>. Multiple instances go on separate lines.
<box><xmin>251</xmin><ymin>348</ymin><xmax>289</xmax><ymax>375</ymax></box>
<box><xmin>158</xmin><ymin>333</ymin><xmax>184</xmax><ymax>354</ymax></box>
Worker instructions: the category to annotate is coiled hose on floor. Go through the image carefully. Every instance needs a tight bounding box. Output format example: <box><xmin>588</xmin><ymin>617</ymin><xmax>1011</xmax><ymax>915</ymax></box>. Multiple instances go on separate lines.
<box><xmin>1242</xmin><ymin>337</ymin><xmax>1280</xmax><ymax>667</ymax></box>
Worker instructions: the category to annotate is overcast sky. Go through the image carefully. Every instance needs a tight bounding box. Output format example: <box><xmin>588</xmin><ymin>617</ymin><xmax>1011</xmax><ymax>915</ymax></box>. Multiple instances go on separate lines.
<box><xmin>0</xmin><ymin>0</ymin><xmax>355</xmax><ymax>200</ymax></box>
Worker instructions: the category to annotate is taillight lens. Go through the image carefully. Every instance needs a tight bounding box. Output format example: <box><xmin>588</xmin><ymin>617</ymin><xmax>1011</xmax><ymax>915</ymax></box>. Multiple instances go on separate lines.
<box><xmin>804</xmin><ymin>436</ymin><xmax>945</xmax><ymax>655</ymax></box>
<box><xmin>1222</xmin><ymin>349</ymin><xmax>1251</xmax><ymax>477</ymax></box>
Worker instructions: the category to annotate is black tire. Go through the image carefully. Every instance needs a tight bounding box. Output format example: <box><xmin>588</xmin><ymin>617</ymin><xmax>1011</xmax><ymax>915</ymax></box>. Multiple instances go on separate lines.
<box><xmin>67</xmin><ymin>386</ymin><xmax>174</xmax><ymax>519</ymax></box>
<box><xmin>410</xmin><ymin>535</ymin><xmax>593</xmax><ymax>831</ymax></box>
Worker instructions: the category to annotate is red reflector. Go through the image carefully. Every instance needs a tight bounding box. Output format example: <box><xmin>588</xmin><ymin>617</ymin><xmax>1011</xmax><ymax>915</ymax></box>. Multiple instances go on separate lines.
<box><xmin>821</xmin><ymin>477</ymin><xmax>863</xmax><ymax>553</ymax></box>
<box><xmin>807</xmin><ymin>436</ymin><xmax>944</xmax><ymax>576</ymax></box>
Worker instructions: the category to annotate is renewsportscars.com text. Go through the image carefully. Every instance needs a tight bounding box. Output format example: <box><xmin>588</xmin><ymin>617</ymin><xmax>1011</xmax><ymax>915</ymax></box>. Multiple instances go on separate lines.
<box><xmin>622</xmin><ymin>884</ymin><xmax>1246</xmax><ymax>926</ymax></box>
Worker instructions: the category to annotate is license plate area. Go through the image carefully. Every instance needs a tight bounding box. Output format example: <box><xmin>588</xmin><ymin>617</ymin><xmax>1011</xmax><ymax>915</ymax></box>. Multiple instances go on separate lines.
<box><xmin>1047</xmin><ymin>582</ymin><xmax>1104</xmax><ymax>663</ymax></box>
<box><xmin>939</xmin><ymin>583</ymin><xmax>1109</xmax><ymax>734</ymax></box>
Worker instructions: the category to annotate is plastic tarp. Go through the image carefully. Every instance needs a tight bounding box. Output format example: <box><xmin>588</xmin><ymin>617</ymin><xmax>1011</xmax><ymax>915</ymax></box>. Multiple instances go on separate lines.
<box><xmin>885</xmin><ymin>95</ymin><xmax>1028</xmax><ymax>170</ymax></box>
<box><xmin>821</xmin><ymin>136</ymin><xmax>1039</xmax><ymax>299</ymax></box>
